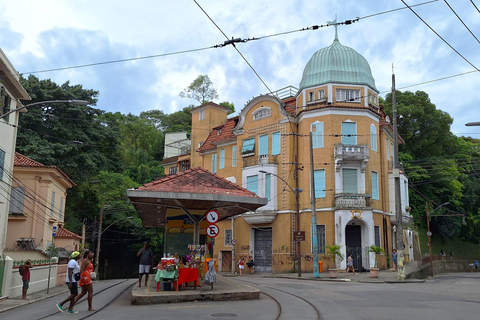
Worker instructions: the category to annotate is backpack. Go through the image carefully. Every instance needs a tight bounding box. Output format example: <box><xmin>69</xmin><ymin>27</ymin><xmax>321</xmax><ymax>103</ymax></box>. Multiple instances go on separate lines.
<box><xmin>19</xmin><ymin>264</ymin><xmax>25</xmax><ymax>276</ymax></box>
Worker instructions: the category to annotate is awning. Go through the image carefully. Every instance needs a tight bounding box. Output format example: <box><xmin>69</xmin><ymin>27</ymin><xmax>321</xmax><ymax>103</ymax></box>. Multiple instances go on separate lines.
<box><xmin>127</xmin><ymin>167</ymin><xmax>267</xmax><ymax>227</ymax></box>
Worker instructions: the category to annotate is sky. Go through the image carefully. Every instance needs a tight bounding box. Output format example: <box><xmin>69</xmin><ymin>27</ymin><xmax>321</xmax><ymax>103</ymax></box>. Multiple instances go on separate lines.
<box><xmin>1</xmin><ymin>0</ymin><xmax>479</xmax><ymax>138</ymax></box>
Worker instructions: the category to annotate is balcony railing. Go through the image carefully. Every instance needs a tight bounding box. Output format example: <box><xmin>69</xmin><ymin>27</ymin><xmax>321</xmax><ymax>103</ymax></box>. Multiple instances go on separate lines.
<box><xmin>243</xmin><ymin>154</ymin><xmax>278</xmax><ymax>167</ymax></box>
<box><xmin>334</xmin><ymin>144</ymin><xmax>369</xmax><ymax>171</ymax></box>
<box><xmin>334</xmin><ymin>144</ymin><xmax>369</xmax><ymax>160</ymax></box>
<box><xmin>334</xmin><ymin>193</ymin><xmax>371</xmax><ymax>209</ymax></box>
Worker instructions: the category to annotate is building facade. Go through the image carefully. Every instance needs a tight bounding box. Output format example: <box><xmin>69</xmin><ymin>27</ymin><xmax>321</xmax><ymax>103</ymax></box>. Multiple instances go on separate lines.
<box><xmin>4</xmin><ymin>153</ymin><xmax>75</xmax><ymax>255</ymax></box>
<box><xmin>163</xmin><ymin>33</ymin><xmax>412</xmax><ymax>273</ymax></box>
<box><xmin>0</xmin><ymin>49</ymin><xmax>31</xmax><ymax>254</ymax></box>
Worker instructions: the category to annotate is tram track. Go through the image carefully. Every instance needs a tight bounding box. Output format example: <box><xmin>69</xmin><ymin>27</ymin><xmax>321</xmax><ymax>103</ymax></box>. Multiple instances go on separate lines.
<box><xmin>34</xmin><ymin>279</ymin><xmax>134</xmax><ymax>320</ymax></box>
<box><xmin>237</xmin><ymin>278</ymin><xmax>323</xmax><ymax>320</ymax></box>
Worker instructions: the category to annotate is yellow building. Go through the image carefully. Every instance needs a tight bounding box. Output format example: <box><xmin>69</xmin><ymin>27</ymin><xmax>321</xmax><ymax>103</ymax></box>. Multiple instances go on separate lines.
<box><xmin>163</xmin><ymin>32</ymin><xmax>412</xmax><ymax>273</ymax></box>
<box><xmin>5</xmin><ymin>153</ymin><xmax>76</xmax><ymax>256</ymax></box>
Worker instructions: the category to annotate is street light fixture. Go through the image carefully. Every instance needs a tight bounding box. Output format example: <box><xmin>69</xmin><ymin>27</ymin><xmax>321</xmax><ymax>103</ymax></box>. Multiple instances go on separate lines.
<box><xmin>0</xmin><ymin>99</ymin><xmax>89</xmax><ymax>120</ymax></box>
<box><xmin>465</xmin><ymin>122</ymin><xmax>480</xmax><ymax>126</ymax></box>
<box><xmin>259</xmin><ymin>170</ymin><xmax>303</xmax><ymax>277</ymax></box>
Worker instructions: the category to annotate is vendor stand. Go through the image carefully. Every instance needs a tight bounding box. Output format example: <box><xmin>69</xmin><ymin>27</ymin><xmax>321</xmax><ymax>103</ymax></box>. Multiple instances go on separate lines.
<box><xmin>155</xmin><ymin>258</ymin><xmax>177</xmax><ymax>291</ymax></box>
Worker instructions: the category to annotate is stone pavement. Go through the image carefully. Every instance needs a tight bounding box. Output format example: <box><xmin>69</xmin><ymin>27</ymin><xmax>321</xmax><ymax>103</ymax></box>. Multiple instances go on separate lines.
<box><xmin>0</xmin><ymin>262</ymin><xmax>425</xmax><ymax>311</ymax></box>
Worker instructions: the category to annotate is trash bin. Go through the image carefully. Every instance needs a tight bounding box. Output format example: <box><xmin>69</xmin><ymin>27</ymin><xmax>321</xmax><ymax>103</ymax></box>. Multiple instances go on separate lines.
<box><xmin>318</xmin><ymin>261</ymin><xmax>323</xmax><ymax>273</ymax></box>
<box><xmin>162</xmin><ymin>280</ymin><xmax>172</xmax><ymax>291</ymax></box>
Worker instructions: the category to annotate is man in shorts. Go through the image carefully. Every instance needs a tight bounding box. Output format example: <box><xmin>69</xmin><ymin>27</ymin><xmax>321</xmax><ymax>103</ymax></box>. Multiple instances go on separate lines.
<box><xmin>56</xmin><ymin>251</ymin><xmax>81</xmax><ymax>314</ymax></box>
<box><xmin>137</xmin><ymin>242</ymin><xmax>154</xmax><ymax>287</ymax></box>
<box><xmin>21</xmin><ymin>259</ymin><xmax>32</xmax><ymax>300</ymax></box>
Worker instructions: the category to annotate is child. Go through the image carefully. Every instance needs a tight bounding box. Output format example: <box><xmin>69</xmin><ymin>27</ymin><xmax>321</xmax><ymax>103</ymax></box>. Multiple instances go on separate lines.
<box><xmin>469</xmin><ymin>262</ymin><xmax>474</xmax><ymax>272</ymax></box>
<box><xmin>238</xmin><ymin>256</ymin><xmax>245</xmax><ymax>276</ymax></box>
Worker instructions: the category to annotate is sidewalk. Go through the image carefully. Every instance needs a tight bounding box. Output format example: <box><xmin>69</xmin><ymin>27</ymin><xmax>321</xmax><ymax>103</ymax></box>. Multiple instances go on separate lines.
<box><xmin>246</xmin><ymin>262</ymin><xmax>426</xmax><ymax>283</ymax></box>
<box><xmin>0</xmin><ymin>285</ymin><xmax>68</xmax><ymax>313</ymax></box>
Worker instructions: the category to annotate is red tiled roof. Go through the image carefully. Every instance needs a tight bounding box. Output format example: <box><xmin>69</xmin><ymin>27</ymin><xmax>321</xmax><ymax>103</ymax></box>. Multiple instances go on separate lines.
<box><xmin>55</xmin><ymin>227</ymin><xmax>82</xmax><ymax>239</ymax></box>
<box><xmin>197</xmin><ymin>117</ymin><xmax>238</xmax><ymax>152</ymax></box>
<box><xmin>14</xmin><ymin>153</ymin><xmax>76</xmax><ymax>186</ymax></box>
<box><xmin>14</xmin><ymin>153</ymin><xmax>46</xmax><ymax>167</ymax></box>
<box><xmin>138</xmin><ymin>166</ymin><xmax>259</xmax><ymax>198</ymax></box>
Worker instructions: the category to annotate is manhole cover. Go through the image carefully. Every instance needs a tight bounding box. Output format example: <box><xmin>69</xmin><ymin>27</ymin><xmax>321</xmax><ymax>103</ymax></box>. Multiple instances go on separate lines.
<box><xmin>211</xmin><ymin>313</ymin><xmax>238</xmax><ymax>317</ymax></box>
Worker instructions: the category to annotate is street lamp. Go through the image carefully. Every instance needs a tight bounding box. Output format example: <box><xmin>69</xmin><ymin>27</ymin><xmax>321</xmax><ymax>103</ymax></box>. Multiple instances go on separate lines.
<box><xmin>0</xmin><ymin>99</ymin><xmax>89</xmax><ymax>120</ymax></box>
<box><xmin>259</xmin><ymin>170</ymin><xmax>303</xmax><ymax>277</ymax></box>
<box><xmin>426</xmin><ymin>202</ymin><xmax>464</xmax><ymax>277</ymax></box>
<box><xmin>465</xmin><ymin>122</ymin><xmax>480</xmax><ymax>126</ymax></box>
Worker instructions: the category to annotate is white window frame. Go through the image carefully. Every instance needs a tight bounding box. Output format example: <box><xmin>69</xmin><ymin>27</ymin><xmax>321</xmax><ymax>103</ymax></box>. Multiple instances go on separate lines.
<box><xmin>370</xmin><ymin>124</ymin><xmax>377</xmax><ymax>151</ymax></box>
<box><xmin>336</xmin><ymin>89</ymin><xmax>361</xmax><ymax>103</ymax></box>
<box><xmin>253</xmin><ymin>107</ymin><xmax>271</xmax><ymax>120</ymax></box>
<box><xmin>199</xmin><ymin>110</ymin><xmax>205</xmax><ymax>121</ymax></box>
<box><xmin>232</xmin><ymin>145</ymin><xmax>237</xmax><ymax>167</ymax></box>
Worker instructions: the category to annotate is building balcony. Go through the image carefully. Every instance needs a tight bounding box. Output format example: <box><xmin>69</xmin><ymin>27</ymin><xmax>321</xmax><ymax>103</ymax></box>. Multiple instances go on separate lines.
<box><xmin>334</xmin><ymin>193</ymin><xmax>371</xmax><ymax>210</ymax></box>
<box><xmin>243</xmin><ymin>154</ymin><xmax>278</xmax><ymax>168</ymax></box>
<box><xmin>334</xmin><ymin>144</ymin><xmax>369</xmax><ymax>172</ymax></box>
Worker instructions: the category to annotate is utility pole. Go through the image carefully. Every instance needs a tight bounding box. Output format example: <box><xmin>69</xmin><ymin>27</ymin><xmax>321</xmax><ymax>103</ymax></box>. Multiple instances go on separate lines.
<box><xmin>95</xmin><ymin>203</ymin><xmax>104</xmax><ymax>274</ymax></box>
<box><xmin>310</xmin><ymin>133</ymin><xmax>320</xmax><ymax>277</ymax></box>
<box><xmin>392</xmin><ymin>67</ymin><xmax>405</xmax><ymax>281</ymax></box>
<box><xmin>426</xmin><ymin>202</ymin><xmax>433</xmax><ymax>277</ymax></box>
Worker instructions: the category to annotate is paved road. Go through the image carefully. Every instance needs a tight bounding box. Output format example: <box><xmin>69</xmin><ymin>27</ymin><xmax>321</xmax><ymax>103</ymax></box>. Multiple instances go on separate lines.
<box><xmin>1</xmin><ymin>273</ymin><xmax>479</xmax><ymax>319</ymax></box>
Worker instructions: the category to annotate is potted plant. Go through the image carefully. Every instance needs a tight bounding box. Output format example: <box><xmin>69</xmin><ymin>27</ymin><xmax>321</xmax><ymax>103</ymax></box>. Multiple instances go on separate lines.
<box><xmin>326</xmin><ymin>244</ymin><xmax>344</xmax><ymax>278</ymax></box>
<box><xmin>368</xmin><ymin>245</ymin><xmax>384</xmax><ymax>278</ymax></box>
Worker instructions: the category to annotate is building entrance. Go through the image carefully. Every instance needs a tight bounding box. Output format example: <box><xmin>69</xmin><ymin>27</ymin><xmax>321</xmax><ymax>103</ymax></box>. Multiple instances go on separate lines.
<box><xmin>254</xmin><ymin>228</ymin><xmax>272</xmax><ymax>272</ymax></box>
<box><xmin>346</xmin><ymin>224</ymin><xmax>364</xmax><ymax>271</ymax></box>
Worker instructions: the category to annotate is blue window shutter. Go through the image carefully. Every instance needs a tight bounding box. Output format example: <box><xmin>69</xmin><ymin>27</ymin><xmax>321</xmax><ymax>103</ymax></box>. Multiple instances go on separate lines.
<box><xmin>342</xmin><ymin>122</ymin><xmax>357</xmax><ymax>145</ymax></box>
<box><xmin>220</xmin><ymin>149</ymin><xmax>225</xmax><ymax>169</ymax></box>
<box><xmin>0</xmin><ymin>149</ymin><xmax>5</xmax><ymax>180</ymax></box>
<box><xmin>342</xmin><ymin>169</ymin><xmax>358</xmax><ymax>193</ymax></box>
<box><xmin>259</xmin><ymin>135</ymin><xmax>268</xmax><ymax>155</ymax></box>
<box><xmin>370</xmin><ymin>124</ymin><xmax>377</xmax><ymax>151</ymax></box>
<box><xmin>50</xmin><ymin>191</ymin><xmax>56</xmax><ymax>216</ymax></box>
<box><xmin>242</xmin><ymin>138</ymin><xmax>255</xmax><ymax>154</ymax></box>
<box><xmin>311</xmin><ymin>122</ymin><xmax>324</xmax><ymax>149</ymax></box>
<box><xmin>265</xmin><ymin>174</ymin><xmax>271</xmax><ymax>201</ymax></box>
<box><xmin>272</xmin><ymin>132</ymin><xmax>281</xmax><ymax>155</ymax></box>
<box><xmin>232</xmin><ymin>146</ymin><xmax>237</xmax><ymax>167</ymax></box>
<box><xmin>372</xmin><ymin>171</ymin><xmax>379</xmax><ymax>200</ymax></box>
<box><xmin>212</xmin><ymin>154</ymin><xmax>217</xmax><ymax>173</ymax></box>
<box><xmin>314</xmin><ymin>169</ymin><xmax>326</xmax><ymax>198</ymax></box>
<box><xmin>247</xmin><ymin>175</ymin><xmax>258</xmax><ymax>195</ymax></box>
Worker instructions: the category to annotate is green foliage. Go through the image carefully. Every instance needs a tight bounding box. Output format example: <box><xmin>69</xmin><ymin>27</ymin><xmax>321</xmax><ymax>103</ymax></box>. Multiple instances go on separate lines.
<box><xmin>219</xmin><ymin>101</ymin><xmax>235</xmax><ymax>114</ymax></box>
<box><xmin>368</xmin><ymin>245</ymin><xmax>384</xmax><ymax>268</ymax></box>
<box><xmin>179</xmin><ymin>75</ymin><xmax>219</xmax><ymax>104</ymax></box>
<box><xmin>326</xmin><ymin>244</ymin><xmax>344</xmax><ymax>262</ymax></box>
<box><xmin>382</xmin><ymin>90</ymin><xmax>480</xmax><ymax>241</ymax></box>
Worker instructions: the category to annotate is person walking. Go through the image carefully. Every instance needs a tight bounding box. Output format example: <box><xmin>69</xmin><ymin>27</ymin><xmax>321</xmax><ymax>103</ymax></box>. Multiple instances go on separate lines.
<box><xmin>392</xmin><ymin>249</ymin><xmax>398</xmax><ymax>272</ymax></box>
<box><xmin>238</xmin><ymin>256</ymin><xmax>245</xmax><ymax>276</ymax></box>
<box><xmin>21</xmin><ymin>259</ymin><xmax>32</xmax><ymax>300</ymax></box>
<box><xmin>440</xmin><ymin>250</ymin><xmax>446</xmax><ymax>260</ymax></box>
<box><xmin>57</xmin><ymin>251</ymin><xmax>81</xmax><ymax>314</ymax></box>
<box><xmin>137</xmin><ymin>242</ymin><xmax>153</xmax><ymax>287</ymax></box>
<box><xmin>73</xmin><ymin>250</ymin><xmax>96</xmax><ymax>311</ymax></box>
<box><xmin>246</xmin><ymin>255</ymin><xmax>255</xmax><ymax>274</ymax></box>
<box><xmin>346</xmin><ymin>254</ymin><xmax>357</xmax><ymax>275</ymax></box>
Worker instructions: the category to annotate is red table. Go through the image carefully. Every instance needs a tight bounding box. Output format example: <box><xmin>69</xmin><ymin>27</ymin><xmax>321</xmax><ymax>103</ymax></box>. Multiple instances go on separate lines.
<box><xmin>173</xmin><ymin>268</ymin><xmax>199</xmax><ymax>291</ymax></box>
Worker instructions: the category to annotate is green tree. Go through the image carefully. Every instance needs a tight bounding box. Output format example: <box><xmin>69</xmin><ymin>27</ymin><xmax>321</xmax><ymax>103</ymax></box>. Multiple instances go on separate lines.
<box><xmin>219</xmin><ymin>101</ymin><xmax>235</xmax><ymax>114</ymax></box>
<box><xmin>179</xmin><ymin>75</ymin><xmax>218</xmax><ymax>104</ymax></box>
<box><xmin>381</xmin><ymin>90</ymin><xmax>480</xmax><ymax>240</ymax></box>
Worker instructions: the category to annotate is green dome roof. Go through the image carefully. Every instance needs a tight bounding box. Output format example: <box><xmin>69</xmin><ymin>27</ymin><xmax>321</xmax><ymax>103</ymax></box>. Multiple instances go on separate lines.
<box><xmin>299</xmin><ymin>39</ymin><xmax>378</xmax><ymax>92</ymax></box>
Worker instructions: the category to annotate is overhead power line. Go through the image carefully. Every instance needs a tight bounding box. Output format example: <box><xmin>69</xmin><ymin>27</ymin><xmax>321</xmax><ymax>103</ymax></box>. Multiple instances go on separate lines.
<box><xmin>443</xmin><ymin>0</ymin><xmax>480</xmax><ymax>44</ymax></box>
<box><xmin>401</xmin><ymin>0</ymin><xmax>480</xmax><ymax>72</ymax></box>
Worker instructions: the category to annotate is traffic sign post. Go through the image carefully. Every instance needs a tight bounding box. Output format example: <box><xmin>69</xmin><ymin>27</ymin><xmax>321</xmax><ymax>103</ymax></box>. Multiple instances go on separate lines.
<box><xmin>52</xmin><ymin>226</ymin><xmax>57</xmax><ymax>237</ymax></box>
<box><xmin>206</xmin><ymin>210</ymin><xmax>219</xmax><ymax>224</ymax></box>
<box><xmin>206</xmin><ymin>224</ymin><xmax>219</xmax><ymax>238</ymax></box>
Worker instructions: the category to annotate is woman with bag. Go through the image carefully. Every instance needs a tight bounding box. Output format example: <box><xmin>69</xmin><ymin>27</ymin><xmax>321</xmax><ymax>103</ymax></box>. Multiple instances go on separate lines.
<box><xmin>73</xmin><ymin>250</ymin><xmax>96</xmax><ymax>311</ymax></box>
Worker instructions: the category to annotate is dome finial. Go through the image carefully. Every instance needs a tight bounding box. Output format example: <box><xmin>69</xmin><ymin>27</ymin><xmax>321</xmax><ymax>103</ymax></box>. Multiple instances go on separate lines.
<box><xmin>327</xmin><ymin>14</ymin><xmax>339</xmax><ymax>41</ymax></box>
